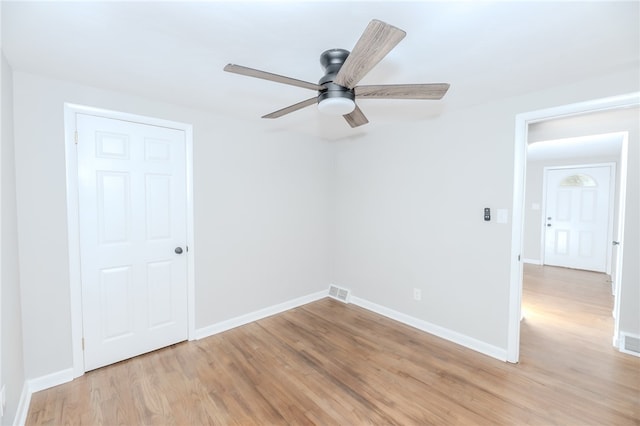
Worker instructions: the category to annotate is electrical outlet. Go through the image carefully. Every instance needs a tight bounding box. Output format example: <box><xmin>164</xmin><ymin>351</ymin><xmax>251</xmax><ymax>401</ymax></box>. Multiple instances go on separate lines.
<box><xmin>413</xmin><ymin>288</ymin><xmax>422</xmax><ymax>301</ymax></box>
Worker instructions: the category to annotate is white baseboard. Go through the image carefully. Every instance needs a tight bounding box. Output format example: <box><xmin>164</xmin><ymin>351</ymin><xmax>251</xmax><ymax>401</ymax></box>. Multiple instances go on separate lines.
<box><xmin>194</xmin><ymin>290</ymin><xmax>327</xmax><ymax>340</ymax></box>
<box><xmin>195</xmin><ymin>290</ymin><xmax>508</xmax><ymax>361</ymax></box>
<box><xmin>13</xmin><ymin>368</ymin><xmax>74</xmax><ymax>426</ymax></box>
<box><xmin>27</xmin><ymin>368</ymin><xmax>74</xmax><ymax>393</ymax></box>
<box><xmin>14</xmin><ymin>383</ymin><xmax>31</xmax><ymax>426</ymax></box>
<box><xmin>351</xmin><ymin>296</ymin><xmax>508</xmax><ymax>362</ymax></box>
<box><xmin>522</xmin><ymin>258</ymin><xmax>542</xmax><ymax>265</ymax></box>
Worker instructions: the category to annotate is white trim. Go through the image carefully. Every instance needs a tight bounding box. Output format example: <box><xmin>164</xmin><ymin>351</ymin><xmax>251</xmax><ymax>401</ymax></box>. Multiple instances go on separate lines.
<box><xmin>194</xmin><ymin>291</ymin><xmax>328</xmax><ymax>340</ymax></box>
<box><xmin>12</xmin><ymin>369</ymin><xmax>74</xmax><ymax>426</ymax></box>
<box><xmin>612</xmin><ymin>133</ymin><xmax>629</xmax><ymax>346</ymax></box>
<box><xmin>185</xmin><ymin>125</ymin><xmax>196</xmax><ymax>340</ymax></box>
<box><xmin>63</xmin><ymin>105</ymin><xmax>84</xmax><ymax>378</ymax></box>
<box><xmin>63</xmin><ymin>103</ymin><xmax>195</xmax><ymax>376</ymax></box>
<box><xmin>351</xmin><ymin>297</ymin><xmax>508</xmax><ymax>362</ymax></box>
<box><xmin>606</xmin><ymin>162</ymin><xmax>617</xmax><ymax>275</ymax></box>
<box><xmin>538</xmin><ymin>164</ymin><xmax>549</xmax><ymax>263</ymax></box>
<box><xmin>13</xmin><ymin>383</ymin><xmax>31</xmax><ymax>426</ymax></box>
<box><xmin>522</xmin><ymin>258</ymin><xmax>541</xmax><ymax>265</ymax></box>
<box><xmin>507</xmin><ymin>104</ymin><xmax>528</xmax><ymax>363</ymax></box>
<box><xmin>195</xmin><ymin>290</ymin><xmax>507</xmax><ymax>360</ymax></box>
<box><xmin>27</xmin><ymin>369</ymin><xmax>74</xmax><ymax>394</ymax></box>
<box><xmin>63</xmin><ymin>103</ymin><xmax>191</xmax><ymax>131</ymax></box>
<box><xmin>508</xmin><ymin>92</ymin><xmax>640</xmax><ymax>363</ymax></box>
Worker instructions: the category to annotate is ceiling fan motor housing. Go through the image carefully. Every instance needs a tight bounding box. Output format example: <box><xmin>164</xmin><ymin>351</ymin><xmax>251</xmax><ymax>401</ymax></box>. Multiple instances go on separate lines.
<box><xmin>318</xmin><ymin>49</ymin><xmax>355</xmax><ymax>104</ymax></box>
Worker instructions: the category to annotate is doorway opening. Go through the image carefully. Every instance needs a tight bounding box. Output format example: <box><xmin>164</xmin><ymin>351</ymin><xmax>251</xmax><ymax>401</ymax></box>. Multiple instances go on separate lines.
<box><xmin>522</xmin><ymin>153</ymin><xmax>621</xmax><ymax>353</ymax></box>
<box><xmin>507</xmin><ymin>93</ymin><xmax>639</xmax><ymax>363</ymax></box>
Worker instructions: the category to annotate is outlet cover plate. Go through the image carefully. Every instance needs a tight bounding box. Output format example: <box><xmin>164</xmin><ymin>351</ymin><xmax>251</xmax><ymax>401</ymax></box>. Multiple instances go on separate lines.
<box><xmin>413</xmin><ymin>288</ymin><xmax>422</xmax><ymax>301</ymax></box>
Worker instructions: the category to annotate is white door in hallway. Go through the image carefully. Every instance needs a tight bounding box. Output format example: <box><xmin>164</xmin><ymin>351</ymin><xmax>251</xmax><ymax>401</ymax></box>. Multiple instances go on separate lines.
<box><xmin>543</xmin><ymin>165</ymin><xmax>613</xmax><ymax>272</ymax></box>
<box><xmin>76</xmin><ymin>113</ymin><xmax>188</xmax><ymax>371</ymax></box>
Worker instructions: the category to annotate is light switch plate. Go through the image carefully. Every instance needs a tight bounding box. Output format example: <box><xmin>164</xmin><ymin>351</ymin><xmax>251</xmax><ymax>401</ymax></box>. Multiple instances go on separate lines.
<box><xmin>497</xmin><ymin>209</ymin><xmax>509</xmax><ymax>224</ymax></box>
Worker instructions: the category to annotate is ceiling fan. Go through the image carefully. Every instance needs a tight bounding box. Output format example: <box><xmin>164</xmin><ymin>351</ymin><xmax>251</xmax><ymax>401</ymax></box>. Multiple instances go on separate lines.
<box><xmin>224</xmin><ymin>19</ymin><xmax>450</xmax><ymax>128</ymax></box>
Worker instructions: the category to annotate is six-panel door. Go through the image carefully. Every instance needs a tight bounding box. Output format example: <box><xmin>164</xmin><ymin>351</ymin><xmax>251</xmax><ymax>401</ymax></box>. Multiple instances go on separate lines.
<box><xmin>77</xmin><ymin>114</ymin><xmax>188</xmax><ymax>371</ymax></box>
<box><xmin>543</xmin><ymin>165</ymin><xmax>612</xmax><ymax>272</ymax></box>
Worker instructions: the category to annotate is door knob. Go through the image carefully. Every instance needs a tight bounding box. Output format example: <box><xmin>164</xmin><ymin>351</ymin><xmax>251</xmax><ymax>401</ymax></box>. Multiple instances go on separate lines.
<box><xmin>547</xmin><ymin>224</ymin><xmax>552</xmax><ymax>227</ymax></box>
<box><xmin>612</xmin><ymin>241</ymin><xmax>620</xmax><ymax>246</ymax></box>
<box><xmin>175</xmin><ymin>247</ymin><xmax>183</xmax><ymax>254</ymax></box>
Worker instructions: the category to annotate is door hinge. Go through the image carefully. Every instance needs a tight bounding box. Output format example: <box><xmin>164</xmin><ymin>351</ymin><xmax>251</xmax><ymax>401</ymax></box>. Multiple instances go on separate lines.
<box><xmin>518</xmin><ymin>254</ymin><xmax>521</xmax><ymax>261</ymax></box>
<box><xmin>82</xmin><ymin>338</ymin><xmax>85</xmax><ymax>350</ymax></box>
<box><xmin>186</xmin><ymin>245</ymin><xmax>189</xmax><ymax>252</ymax></box>
<box><xmin>74</xmin><ymin>130</ymin><xmax>79</xmax><ymax>144</ymax></box>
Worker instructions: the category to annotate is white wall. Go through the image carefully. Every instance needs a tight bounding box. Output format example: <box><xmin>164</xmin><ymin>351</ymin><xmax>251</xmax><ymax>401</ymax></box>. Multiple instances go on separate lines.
<box><xmin>1</xmin><ymin>52</ymin><xmax>26</xmax><ymax>425</ymax></box>
<box><xmin>12</xmin><ymin>72</ymin><xmax>332</xmax><ymax>380</ymax></box>
<box><xmin>333</xmin><ymin>104</ymin><xmax>515</xmax><ymax>350</ymax></box>
<box><xmin>9</xmin><ymin>65</ymin><xmax>639</xmax><ymax>382</ymax></box>
<box><xmin>332</xmin><ymin>69</ymin><xmax>639</xmax><ymax>352</ymax></box>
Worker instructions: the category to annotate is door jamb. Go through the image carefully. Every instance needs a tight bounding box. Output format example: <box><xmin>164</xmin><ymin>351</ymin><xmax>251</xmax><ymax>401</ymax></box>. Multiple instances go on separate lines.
<box><xmin>507</xmin><ymin>92</ymin><xmax>639</xmax><ymax>363</ymax></box>
<box><xmin>64</xmin><ymin>103</ymin><xmax>195</xmax><ymax>378</ymax></box>
<box><xmin>612</xmin><ymin>132</ymin><xmax>629</xmax><ymax>346</ymax></box>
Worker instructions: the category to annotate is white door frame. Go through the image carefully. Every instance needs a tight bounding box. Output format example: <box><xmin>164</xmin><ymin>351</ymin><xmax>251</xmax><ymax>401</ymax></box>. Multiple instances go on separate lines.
<box><xmin>64</xmin><ymin>103</ymin><xmax>195</xmax><ymax>378</ymax></box>
<box><xmin>507</xmin><ymin>92</ymin><xmax>639</xmax><ymax>363</ymax></box>
<box><xmin>541</xmin><ymin>163</ymin><xmax>616</xmax><ymax>273</ymax></box>
<box><xmin>611</xmin><ymin>133</ymin><xmax>629</xmax><ymax>345</ymax></box>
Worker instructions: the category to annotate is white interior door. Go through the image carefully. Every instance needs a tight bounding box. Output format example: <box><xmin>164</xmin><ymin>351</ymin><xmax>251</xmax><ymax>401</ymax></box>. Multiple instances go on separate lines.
<box><xmin>543</xmin><ymin>165</ymin><xmax>612</xmax><ymax>272</ymax></box>
<box><xmin>77</xmin><ymin>113</ymin><xmax>188</xmax><ymax>371</ymax></box>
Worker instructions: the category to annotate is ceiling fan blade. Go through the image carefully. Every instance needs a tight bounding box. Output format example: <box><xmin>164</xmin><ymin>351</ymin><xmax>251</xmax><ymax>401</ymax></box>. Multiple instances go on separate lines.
<box><xmin>262</xmin><ymin>97</ymin><xmax>317</xmax><ymax>119</ymax></box>
<box><xmin>224</xmin><ymin>64</ymin><xmax>321</xmax><ymax>91</ymax></box>
<box><xmin>355</xmin><ymin>83</ymin><xmax>450</xmax><ymax>100</ymax></box>
<box><xmin>334</xmin><ymin>20</ymin><xmax>406</xmax><ymax>89</ymax></box>
<box><xmin>343</xmin><ymin>105</ymin><xmax>369</xmax><ymax>128</ymax></box>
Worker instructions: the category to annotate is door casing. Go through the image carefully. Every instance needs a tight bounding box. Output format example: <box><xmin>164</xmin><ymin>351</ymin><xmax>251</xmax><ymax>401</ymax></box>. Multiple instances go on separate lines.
<box><xmin>64</xmin><ymin>103</ymin><xmax>195</xmax><ymax>378</ymax></box>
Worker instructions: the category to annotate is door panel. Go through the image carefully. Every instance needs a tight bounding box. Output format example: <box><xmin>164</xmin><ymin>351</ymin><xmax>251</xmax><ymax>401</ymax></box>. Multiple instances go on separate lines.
<box><xmin>147</xmin><ymin>261</ymin><xmax>174</xmax><ymax>328</ymax></box>
<box><xmin>146</xmin><ymin>174</ymin><xmax>172</xmax><ymax>239</ymax></box>
<box><xmin>77</xmin><ymin>113</ymin><xmax>188</xmax><ymax>371</ymax></box>
<box><xmin>100</xmin><ymin>266</ymin><xmax>134</xmax><ymax>340</ymax></box>
<box><xmin>543</xmin><ymin>166</ymin><xmax>612</xmax><ymax>272</ymax></box>
<box><xmin>97</xmin><ymin>172</ymin><xmax>130</xmax><ymax>243</ymax></box>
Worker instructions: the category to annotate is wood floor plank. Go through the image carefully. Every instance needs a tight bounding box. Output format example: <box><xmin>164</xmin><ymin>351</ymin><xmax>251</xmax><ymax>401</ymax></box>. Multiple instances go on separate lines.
<box><xmin>26</xmin><ymin>265</ymin><xmax>640</xmax><ymax>425</ymax></box>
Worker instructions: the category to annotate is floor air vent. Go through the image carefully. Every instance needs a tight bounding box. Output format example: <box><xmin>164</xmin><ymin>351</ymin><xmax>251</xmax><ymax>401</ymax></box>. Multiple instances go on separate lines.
<box><xmin>328</xmin><ymin>285</ymin><xmax>351</xmax><ymax>303</ymax></box>
<box><xmin>620</xmin><ymin>333</ymin><xmax>640</xmax><ymax>357</ymax></box>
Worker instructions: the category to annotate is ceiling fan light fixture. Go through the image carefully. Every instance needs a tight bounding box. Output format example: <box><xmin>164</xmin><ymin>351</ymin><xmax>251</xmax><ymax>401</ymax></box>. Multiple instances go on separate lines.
<box><xmin>317</xmin><ymin>97</ymin><xmax>356</xmax><ymax>115</ymax></box>
<box><xmin>224</xmin><ymin>20</ymin><xmax>449</xmax><ymax>127</ymax></box>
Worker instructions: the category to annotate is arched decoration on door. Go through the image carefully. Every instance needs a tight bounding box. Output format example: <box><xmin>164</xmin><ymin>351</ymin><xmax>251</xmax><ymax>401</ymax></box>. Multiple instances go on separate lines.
<box><xmin>559</xmin><ymin>174</ymin><xmax>597</xmax><ymax>187</ymax></box>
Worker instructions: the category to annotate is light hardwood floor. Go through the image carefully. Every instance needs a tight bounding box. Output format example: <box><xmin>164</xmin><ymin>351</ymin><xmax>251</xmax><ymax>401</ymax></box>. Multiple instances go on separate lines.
<box><xmin>27</xmin><ymin>265</ymin><xmax>640</xmax><ymax>425</ymax></box>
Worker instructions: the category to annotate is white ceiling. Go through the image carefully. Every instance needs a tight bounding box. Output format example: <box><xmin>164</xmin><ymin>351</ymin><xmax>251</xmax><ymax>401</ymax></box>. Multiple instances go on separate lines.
<box><xmin>2</xmin><ymin>1</ymin><xmax>639</xmax><ymax>132</ymax></box>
